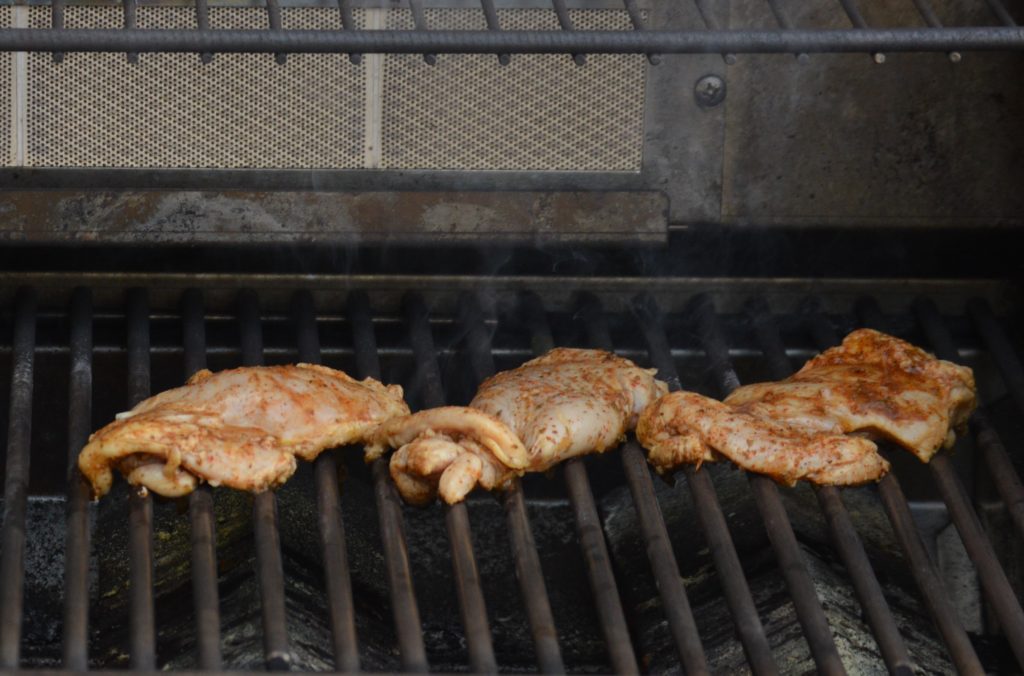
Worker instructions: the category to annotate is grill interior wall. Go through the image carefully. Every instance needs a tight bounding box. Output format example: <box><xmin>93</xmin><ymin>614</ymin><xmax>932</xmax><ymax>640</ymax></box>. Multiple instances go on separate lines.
<box><xmin>1</xmin><ymin>283</ymin><xmax>1022</xmax><ymax>671</ymax></box>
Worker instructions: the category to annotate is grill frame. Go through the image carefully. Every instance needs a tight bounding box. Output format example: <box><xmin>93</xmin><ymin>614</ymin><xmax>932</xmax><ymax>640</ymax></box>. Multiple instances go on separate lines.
<box><xmin>0</xmin><ymin>275</ymin><xmax>1021</xmax><ymax>672</ymax></box>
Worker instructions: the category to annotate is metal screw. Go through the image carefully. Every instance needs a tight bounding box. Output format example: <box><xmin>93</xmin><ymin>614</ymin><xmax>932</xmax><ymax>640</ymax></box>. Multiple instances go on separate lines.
<box><xmin>694</xmin><ymin>75</ymin><xmax>726</xmax><ymax>108</ymax></box>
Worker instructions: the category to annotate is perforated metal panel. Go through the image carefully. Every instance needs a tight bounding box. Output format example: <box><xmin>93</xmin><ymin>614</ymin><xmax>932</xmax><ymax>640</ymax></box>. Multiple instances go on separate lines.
<box><xmin>380</xmin><ymin>9</ymin><xmax>646</xmax><ymax>171</ymax></box>
<box><xmin>25</xmin><ymin>6</ymin><xmax>366</xmax><ymax>169</ymax></box>
<box><xmin>1</xmin><ymin>6</ymin><xmax>13</xmax><ymax>166</ymax></box>
<box><xmin>2</xmin><ymin>5</ymin><xmax>645</xmax><ymax>171</ymax></box>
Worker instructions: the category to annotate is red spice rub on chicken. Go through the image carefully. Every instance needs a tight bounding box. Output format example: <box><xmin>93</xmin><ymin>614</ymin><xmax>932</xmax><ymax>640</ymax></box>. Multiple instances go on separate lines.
<box><xmin>638</xmin><ymin>329</ymin><xmax>976</xmax><ymax>485</ymax></box>
<box><xmin>79</xmin><ymin>364</ymin><xmax>409</xmax><ymax>498</ymax></box>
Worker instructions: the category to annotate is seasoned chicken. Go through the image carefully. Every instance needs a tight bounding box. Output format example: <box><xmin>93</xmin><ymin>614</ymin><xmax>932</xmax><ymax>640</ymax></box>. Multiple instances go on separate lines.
<box><xmin>368</xmin><ymin>348</ymin><xmax>668</xmax><ymax>504</ymax></box>
<box><xmin>472</xmin><ymin>348</ymin><xmax>669</xmax><ymax>469</ymax></box>
<box><xmin>724</xmin><ymin>329</ymin><xmax>976</xmax><ymax>462</ymax></box>
<box><xmin>79</xmin><ymin>364</ymin><xmax>409</xmax><ymax>498</ymax></box>
<box><xmin>367</xmin><ymin>407</ymin><xmax>529</xmax><ymax>505</ymax></box>
<box><xmin>638</xmin><ymin>391</ymin><xmax>890</xmax><ymax>485</ymax></box>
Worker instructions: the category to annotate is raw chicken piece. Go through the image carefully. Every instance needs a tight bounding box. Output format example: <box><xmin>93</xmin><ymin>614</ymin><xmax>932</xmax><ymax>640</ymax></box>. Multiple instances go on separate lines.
<box><xmin>369</xmin><ymin>348</ymin><xmax>667</xmax><ymax>504</ymax></box>
<box><xmin>725</xmin><ymin>329</ymin><xmax>976</xmax><ymax>462</ymax></box>
<box><xmin>79</xmin><ymin>364</ymin><xmax>409</xmax><ymax>498</ymax></box>
<box><xmin>367</xmin><ymin>407</ymin><xmax>529</xmax><ymax>505</ymax></box>
<box><xmin>471</xmin><ymin>348</ymin><xmax>669</xmax><ymax>470</ymax></box>
<box><xmin>637</xmin><ymin>391</ymin><xmax>890</xmax><ymax>485</ymax></box>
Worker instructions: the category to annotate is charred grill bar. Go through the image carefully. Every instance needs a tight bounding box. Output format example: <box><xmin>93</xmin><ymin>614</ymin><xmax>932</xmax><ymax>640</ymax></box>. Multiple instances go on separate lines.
<box><xmin>293</xmin><ymin>291</ymin><xmax>360</xmax><ymax>672</ymax></box>
<box><xmin>744</xmin><ymin>299</ymin><xmax>914</xmax><ymax>674</ymax></box>
<box><xmin>125</xmin><ymin>288</ymin><xmax>157</xmax><ymax>671</ymax></box>
<box><xmin>0</xmin><ymin>288</ymin><xmax>36</xmax><ymax>670</ymax></box>
<box><xmin>0</xmin><ymin>282</ymin><xmax>1022</xmax><ymax>672</ymax></box>
<box><xmin>806</xmin><ymin>309</ymin><xmax>985</xmax><ymax>674</ymax></box>
<box><xmin>61</xmin><ymin>288</ymin><xmax>91</xmax><ymax>671</ymax></box>
<box><xmin>239</xmin><ymin>290</ymin><xmax>292</xmax><ymax>670</ymax></box>
<box><xmin>457</xmin><ymin>294</ymin><xmax>564</xmax><ymax>674</ymax></box>
<box><xmin>182</xmin><ymin>289</ymin><xmax>223</xmax><ymax>671</ymax></box>
<box><xmin>348</xmin><ymin>291</ymin><xmax>430</xmax><ymax>673</ymax></box>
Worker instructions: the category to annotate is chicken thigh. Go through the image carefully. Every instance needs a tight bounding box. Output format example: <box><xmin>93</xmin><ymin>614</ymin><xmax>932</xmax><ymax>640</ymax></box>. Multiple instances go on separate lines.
<box><xmin>79</xmin><ymin>363</ymin><xmax>409</xmax><ymax>498</ymax></box>
<box><xmin>638</xmin><ymin>391</ymin><xmax>890</xmax><ymax>485</ymax></box>
<box><xmin>725</xmin><ymin>329</ymin><xmax>976</xmax><ymax>462</ymax></box>
<box><xmin>370</xmin><ymin>348</ymin><xmax>668</xmax><ymax>504</ymax></box>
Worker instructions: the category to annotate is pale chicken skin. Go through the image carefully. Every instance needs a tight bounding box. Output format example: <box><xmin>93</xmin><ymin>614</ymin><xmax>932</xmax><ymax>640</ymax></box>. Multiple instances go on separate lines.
<box><xmin>79</xmin><ymin>364</ymin><xmax>409</xmax><ymax>498</ymax></box>
<box><xmin>472</xmin><ymin>348</ymin><xmax>669</xmax><ymax>470</ymax></box>
<box><xmin>638</xmin><ymin>391</ymin><xmax>890</xmax><ymax>485</ymax></box>
<box><xmin>369</xmin><ymin>348</ymin><xmax>668</xmax><ymax>504</ymax></box>
<box><xmin>725</xmin><ymin>329</ymin><xmax>976</xmax><ymax>463</ymax></box>
<box><xmin>367</xmin><ymin>407</ymin><xmax>529</xmax><ymax>505</ymax></box>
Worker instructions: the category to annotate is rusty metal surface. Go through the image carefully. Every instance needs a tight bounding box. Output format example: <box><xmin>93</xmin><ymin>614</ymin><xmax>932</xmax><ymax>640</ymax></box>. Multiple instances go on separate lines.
<box><xmin>0</xmin><ymin>190</ymin><xmax>668</xmax><ymax>244</ymax></box>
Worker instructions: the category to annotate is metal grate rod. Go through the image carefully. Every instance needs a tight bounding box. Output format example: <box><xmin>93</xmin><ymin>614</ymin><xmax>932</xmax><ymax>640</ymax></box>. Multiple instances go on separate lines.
<box><xmin>408</xmin><ymin>0</ymin><xmax>437</xmax><ymax>65</ymax></box>
<box><xmin>807</xmin><ymin>308</ymin><xmax>984</xmax><ymax>674</ymax></box>
<box><xmin>631</xmin><ymin>293</ymin><xmax>778</xmax><ymax>676</ymax></box>
<box><xmin>126</xmin><ymin>288</ymin><xmax>157</xmax><ymax>671</ymax></box>
<box><xmin>51</xmin><ymin>0</ymin><xmax>64</xmax><ymax>62</ymax></box>
<box><xmin>2</xmin><ymin>27</ymin><xmax>1024</xmax><ymax>55</ymax></box>
<box><xmin>910</xmin><ymin>0</ymin><xmax>961</xmax><ymax>61</ymax></box>
<box><xmin>181</xmin><ymin>289</ymin><xmax>222</xmax><ymax>671</ymax></box>
<box><xmin>918</xmin><ymin>298</ymin><xmax>1024</xmax><ymax>542</ymax></box>
<box><xmin>0</xmin><ymin>287</ymin><xmax>37</xmax><ymax>669</ymax></box>
<box><xmin>744</xmin><ymin>297</ymin><xmax>913</xmax><ymax>673</ymax></box>
<box><xmin>62</xmin><ymin>287</ymin><xmax>91</xmax><ymax>670</ymax></box>
<box><xmin>691</xmin><ymin>294</ymin><xmax>845</xmax><ymax>676</ymax></box>
<box><xmin>292</xmin><ymin>291</ymin><xmax>360</xmax><ymax>672</ymax></box>
<box><xmin>405</xmin><ymin>292</ymin><xmax>497</xmax><ymax>674</ymax></box>
<box><xmin>122</xmin><ymin>0</ymin><xmax>138</xmax><ymax>63</ymax></box>
<box><xmin>266</xmin><ymin>0</ymin><xmax>287</xmax><ymax>64</ymax></box>
<box><xmin>764</xmin><ymin>0</ymin><xmax>808</xmax><ymax>61</ymax></box>
<box><xmin>520</xmin><ymin>292</ymin><xmax>639</xmax><ymax>675</ymax></box>
<box><xmin>550</xmin><ymin>0</ymin><xmax>585</xmax><ymax>65</ymax></box>
<box><xmin>621</xmin><ymin>0</ymin><xmax>659</xmax><ymax>65</ymax></box>
<box><xmin>347</xmin><ymin>290</ymin><xmax>428</xmax><ymax>673</ymax></box>
<box><xmin>578</xmin><ymin>294</ymin><xmax>708</xmax><ymax>675</ymax></box>
<box><xmin>457</xmin><ymin>293</ymin><xmax>564</xmax><ymax>674</ymax></box>
<box><xmin>479</xmin><ymin>0</ymin><xmax>510</xmax><ymax>65</ymax></box>
<box><xmin>337</xmin><ymin>0</ymin><xmax>361</xmax><ymax>63</ymax></box>
<box><xmin>985</xmin><ymin>0</ymin><xmax>1017</xmax><ymax>27</ymax></box>
<box><xmin>195</xmin><ymin>0</ymin><xmax>212</xmax><ymax>63</ymax></box>
<box><xmin>837</xmin><ymin>0</ymin><xmax>885</xmax><ymax>62</ymax></box>
<box><xmin>692</xmin><ymin>0</ymin><xmax>735</xmax><ymax>64</ymax></box>
<box><xmin>901</xmin><ymin>299</ymin><xmax>1024</xmax><ymax>670</ymax></box>
<box><xmin>968</xmin><ymin>298</ymin><xmax>1024</xmax><ymax>417</ymax></box>
<box><xmin>238</xmin><ymin>290</ymin><xmax>291</xmax><ymax>670</ymax></box>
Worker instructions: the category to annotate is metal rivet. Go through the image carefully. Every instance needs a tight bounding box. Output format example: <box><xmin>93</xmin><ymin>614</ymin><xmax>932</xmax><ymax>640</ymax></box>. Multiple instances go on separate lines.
<box><xmin>694</xmin><ymin>75</ymin><xmax>726</xmax><ymax>108</ymax></box>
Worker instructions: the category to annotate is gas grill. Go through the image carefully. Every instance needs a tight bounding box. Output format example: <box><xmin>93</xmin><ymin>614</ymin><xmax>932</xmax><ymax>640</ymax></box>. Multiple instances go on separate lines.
<box><xmin>0</xmin><ymin>273</ymin><xmax>1020</xmax><ymax>674</ymax></box>
<box><xmin>1</xmin><ymin>0</ymin><xmax>1024</xmax><ymax>672</ymax></box>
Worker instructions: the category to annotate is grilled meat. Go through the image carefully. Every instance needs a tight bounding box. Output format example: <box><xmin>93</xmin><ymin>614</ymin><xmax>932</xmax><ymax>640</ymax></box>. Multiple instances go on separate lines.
<box><xmin>368</xmin><ymin>407</ymin><xmax>529</xmax><ymax>505</ymax></box>
<box><xmin>636</xmin><ymin>329</ymin><xmax>975</xmax><ymax>485</ymax></box>
<box><xmin>79</xmin><ymin>364</ymin><xmax>409</xmax><ymax>498</ymax></box>
<box><xmin>369</xmin><ymin>348</ymin><xmax>668</xmax><ymax>504</ymax></box>
<box><xmin>725</xmin><ymin>329</ymin><xmax>976</xmax><ymax>462</ymax></box>
<box><xmin>638</xmin><ymin>391</ymin><xmax>890</xmax><ymax>485</ymax></box>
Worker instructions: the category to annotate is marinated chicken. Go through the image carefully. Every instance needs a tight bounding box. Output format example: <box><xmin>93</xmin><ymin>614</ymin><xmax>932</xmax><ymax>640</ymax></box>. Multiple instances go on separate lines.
<box><xmin>638</xmin><ymin>391</ymin><xmax>890</xmax><ymax>485</ymax></box>
<box><xmin>367</xmin><ymin>407</ymin><xmax>529</xmax><ymax>505</ymax></box>
<box><xmin>368</xmin><ymin>348</ymin><xmax>668</xmax><ymax>504</ymax></box>
<box><xmin>636</xmin><ymin>329</ymin><xmax>976</xmax><ymax>485</ymax></box>
<box><xmin>79</xmin><ymin>364</ymin><xmax>409</xmax><ymax>498</ymax></box>
<box><xmin>725</xmin><ymin>329</ymin><xmax>976</xmax><ymax>462</ymax></box>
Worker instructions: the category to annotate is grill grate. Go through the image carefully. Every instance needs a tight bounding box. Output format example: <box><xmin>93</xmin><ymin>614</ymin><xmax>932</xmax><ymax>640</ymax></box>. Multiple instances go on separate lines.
<box><xmin>0</xmin><ymin>280</ymin><xmax>1022</xmax><ymax>672</ymax></box>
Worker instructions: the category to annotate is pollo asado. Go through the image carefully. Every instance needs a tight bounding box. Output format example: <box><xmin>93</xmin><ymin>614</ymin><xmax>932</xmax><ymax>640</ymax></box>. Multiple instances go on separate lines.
<box><xmin>367</xmin><ymin>348</ymin><xmax>668</xmax><ymax>504</ymax></box>
<box><xmin>637</xmin><ymin>329</ymin><xmax>976</xmax><ymax>486</ymax></box>
<box><xmin>79</xmin><ymin>364</ymin><xmax>409</xmax><ymax>498</ymax></box>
